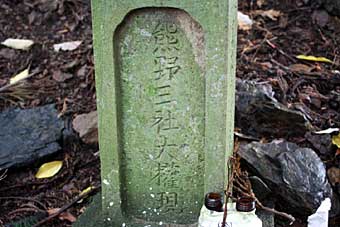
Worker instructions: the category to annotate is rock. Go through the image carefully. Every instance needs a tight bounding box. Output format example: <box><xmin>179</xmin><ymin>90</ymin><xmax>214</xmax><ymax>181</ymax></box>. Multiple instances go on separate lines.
<box><xmin>239</xmin><ymin>140</ymin><xmax>332</xmax><ymax>216</ymax></box>
<box><xmin>305</xmin><ymin>132</ymin><xmax>332</xmax><ymax>156</ymax></box>
<box><xmin>72</xmin><ymin>80</ymin><xmax>313</xmax><ymax>143</ymax></box>
<box><xmin>327</xmin><ymin>167</ymin><xmax>340</xmax><ymax>187</ymax></box>
<box><xmin>249</xmin><ymin>176</ymin><xmax>272</xmax><ymax>201</ymax></box>
<box><xmin>0</xmin><ymin>104</ymin><xmax>64</xmax><ymax>169</ymax></box>
<box><xmin>52</xmin><ymin>70</ymin><xmax>73</xmax><ymax>82</ymax></box>
<box><xmin>312</xmin><ymin>10</ymin><xmax>330</xmax><ymax>27</ymax></box>
<box><xmin>72</xmin><ymin>111</ymin><xmax>98</xmax><ymax>144</ymax></box>
<box><xmin>236</xmin><ymin>79</ymin><xmax>313</xmax><ymax>138</ymax></box>
<box><xmin>249</xmin><ymin>176</ymin><xmax>275</xmax><ymax>227</ymax></box>
<box><xmin>317</xmin><ymin>0</ymin><xmax>340</xmax><ymax>16</ymax></box>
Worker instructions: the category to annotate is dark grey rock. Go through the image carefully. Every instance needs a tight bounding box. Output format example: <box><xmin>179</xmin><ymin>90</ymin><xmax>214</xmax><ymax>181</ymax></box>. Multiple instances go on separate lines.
<box><xmin>305</xmin><ymin>132</ymin><xmax>332</xmax><ymax>156</ymax></box>
<box><xmin>0</xmin><ymin>104</ymin><xmax>64</xmax><ymax>169</ymax></box>
<box><xmin>236</xmin><ymin>79</ymin><xmax>313</xmax><ymax>138</ymax></box>
<box><xmin>239</xmin><ymin>140</ymin><xmax>332</xmax><ymax>216</ymax></box>
<box><xmin>249</xmin><ymin>176</ymin><xmax>272</xmax><ymax>201</ymax></box>
<box><xmin>317</xmin><ymin>0</ymin><xmax>340</xmax><ymax>16</ymax></box>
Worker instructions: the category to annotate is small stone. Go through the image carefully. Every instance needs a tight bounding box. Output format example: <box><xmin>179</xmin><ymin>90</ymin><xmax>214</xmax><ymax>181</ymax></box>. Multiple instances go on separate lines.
<box><xmin>312</xmin><ymin>10</ymin><xmax>329</xmax><ymax>27</ymax></box>
<box><xmin>305</xmin><ymin>132</ymin><xmax>332</xmax><ymax>156</ymax></box>
<box><xmin>77</xmin><ymin>65</ymin><xmax>87</xmax><ymax>78</ymax></box>
<box><xmin>52</xmin><ymin>70</ymin><xmax>73</xmax><ymax>82</ymax></box>
<box><xmin>317</xmin><ymin>0</ymin><xmax>340</xmax><ymax>16</ymax></box>
<box><xmin>327</xmin><ymin>167</ymin><xmax>340</xmax><ymax>186</ymax></box>
<box><xmin>72</xmin><ymin>111</ymin><xmax>98</xmax><ymax>144</ymax></box>
<box><xmin>0</xmin><ymin>48</ymin><xmax>16</xmax><ymax>60</ymax></box>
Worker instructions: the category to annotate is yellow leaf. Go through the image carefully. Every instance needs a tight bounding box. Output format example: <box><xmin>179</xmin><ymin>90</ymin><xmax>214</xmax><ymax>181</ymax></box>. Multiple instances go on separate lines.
<box><xmin>296</xmin><ymin>55</ymin><xmax>333</xmax><ymax>64</ymax></box>
<box><xmin>79</xmin><ymin>186</ymin><xmax>94</xmax><ymax>197</ymax></box>
<box><xmin>35</xmin><ymin>161</ymin><xmax>63</xmax><ymax>179</ymax></box>
<box><xmin>332</xmin><ymin>134</ymin><xmax>340</xmax><ymax>148</ymax></box>
<box><xmin>1</xmin><ymin>38</ymin><xmax>34</xmax><ymax>50</ymax></box>
<box><xmin>10</xmin><ymin>68</ymin><xmax>30</xmax><ymax>85</ymax></box>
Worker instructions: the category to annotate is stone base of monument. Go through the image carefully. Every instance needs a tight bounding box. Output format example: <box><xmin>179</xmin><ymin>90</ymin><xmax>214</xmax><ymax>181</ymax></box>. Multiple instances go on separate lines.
<box><xmin>256</xmin><ymin>209</ymin><xmax>275</xmax><ymax>227</ymax></box>
<box><xmin>73</xmin><ymin>194</ymin><xmax>105</xmax><ymax>227</ymax></box>
<box><xmin>74</xmin><ymin>193</ymin><xmax>274</xmax><ymax>227</ymax></box>
<box><xmin>74</xmin><ymin>193</ymin><xmax>197</xmax><ymax>227</ymax></box>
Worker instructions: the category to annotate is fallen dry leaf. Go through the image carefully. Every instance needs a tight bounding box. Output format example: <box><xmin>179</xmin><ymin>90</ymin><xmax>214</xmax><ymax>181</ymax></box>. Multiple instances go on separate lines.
<box><xmin>47</xmin><ymin>208</ymin><xmax>76</xmax><ymax>223</ymax></box>
<box><xmin>332</xmin><ymin>134</ymin><xmax>340</xmax><ymax>148</ymax></box>
<box><xmin>296</xmin><ymin>55</ymin><xmax>333</xmax><ymax>64</ymax></box>
<box><xmin>35</xmin><ymin>161</ymin><xmax>63</xmax><ymax>179</ymax></box>
<box><xmin>314</xmin><ymin>128</ymin><xmax>339</xmax><ymax>135</ymax></box>
<box><xmin>1</xmin><ymin>38</ymin><xmax>34</xmax><ymax>50</ymax></box>
<box><xmin>289</xmin><ymin>64</ymin><xmax>314</xmax><ymax>73</ymax></box>
<box><xmin>254</xmin><ymin>9</ymin><xmax>282</xmax><ymax>21</ymax></box>
<box><xmin>327</xmin><ymin>167</ymin><xmax>340</xmax><ymax>186</ymax></box>
<box><xmin>79</xmin><ymin>186</ymin><xmax>94</xmax><ymax>197</ymax></box>
<box><xmin>72</xmin><ymin>111</ymin><xmax>98</xmax><ymax>144</ymax></box>
<box><xmin>258</xmin><ymin>62</ymin><xmax>273</xmax><ymax>70</ymax></box>
<box><xmin>47</xmin><ymin>208</ymin><xmax>60</xmax><ymax>215</ymax></box>
<box><xmin>10</xmin><ymin>68</ymin><xmax>30</xmax><ymax>85</ymax></box>
<box><xmin>53</xmin><ymin>41</ymin><xmax>82</xmax><ymax>52</ymax></box>
<box><xmin>257</xmin><ymin>0</ymin><xmax>267</xmax><ymax>8</ymax></box>
<box><xmin>336</xmin><ymin>149</ymin><xmax>340</xmax><ymax>157</ymax></box>
<box><xmin>59</xmin><ymin>212</ymin><xmax>77</xmax><ymax>223</ymax></box>
<box><xmin>52</xmin><ymin>70</ymin><xmax>73</xmax><ymax>82</ymax></box>
<box><xmin>238</xmin><ymin>11</ymin><xmax>253</xmax><ymax>31</ymax></box>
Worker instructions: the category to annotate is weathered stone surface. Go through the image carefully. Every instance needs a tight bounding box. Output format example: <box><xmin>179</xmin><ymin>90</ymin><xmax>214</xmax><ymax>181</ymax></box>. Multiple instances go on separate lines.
<box><xmin>116</xmin><ymin>10</ymin><xmax>205</xmax><ymax>223</ymax></box>
<box><xmin>236</xmin><ymin>79</ymin><xmax>313</xmax><ymax>138</ymax></box>
<box><xmin>72</xmin><ymin>111</ymin><xmax>98</xmax><ymax>144</ymax></box>
<box><xmin>239</xmin><ymin>140</ymin><xmax>332</xmax><ymax>216</ymax></box>
<box><xmin>74</xmin><ymin>193</ymin><xmax>197</xmax><ymax>227</ymax></box>
<box><xmin>92</xmin><ymin>1</ymin><xmax>237</xmax><ymax>225</ymax></box>
<box><xmin>249</xmin><ymin>176</ymin><xmax>272</xmax><ymax>201</ymax></box>
<box><xmin>0</xmin><ymin>104</ymin><xmax>64</xmax><ymax>169</ymax></box>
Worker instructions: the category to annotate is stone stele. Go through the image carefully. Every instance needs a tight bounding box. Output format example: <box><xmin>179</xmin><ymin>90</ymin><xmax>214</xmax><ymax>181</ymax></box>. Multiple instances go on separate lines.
<box><xmin>91</xmin><ymin>0</ymin><xmax>237</xmax><ymax>226</ymax></box>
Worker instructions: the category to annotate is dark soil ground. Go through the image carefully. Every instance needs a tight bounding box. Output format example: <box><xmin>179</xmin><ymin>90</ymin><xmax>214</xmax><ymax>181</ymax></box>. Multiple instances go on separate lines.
<box><xmin>0</xmin><ymin>0</ymin><xmax>340</xmax><ymax>226</ymax></box>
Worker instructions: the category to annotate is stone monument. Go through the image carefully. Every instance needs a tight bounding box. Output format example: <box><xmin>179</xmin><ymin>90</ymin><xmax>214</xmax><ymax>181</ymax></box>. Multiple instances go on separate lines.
<box><xmin>90</xmin><ymin>0</ymin><xmax>237</xmax><ymax>226</ymax></box>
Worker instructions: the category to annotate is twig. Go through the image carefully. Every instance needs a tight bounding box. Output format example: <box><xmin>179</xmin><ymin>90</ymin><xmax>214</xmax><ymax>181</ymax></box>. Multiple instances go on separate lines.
<box><xmin>0</xmin><ymin>196</ymin><xmax>47</xmax><ymax>210</ymax></box>
<box><xmin>269</xmin><ymin>14</ymin><xmax>304</xmax><ymax>30</ymax></box>
<box><xmin>252</xmin><ymin>35</ymin><xmax>270</xmax><ymax>62</ymax></box>
<box><xmin>233</xmin><ymin>185</ymin><xmax>296</xmax><ymax>224</ymax></box>
<box><xmin>266</xmin><ymin>40</ymin><xmax>297</xmax><ymax>63</ymax></box>
<box><xmin>32</xmin><ymin>186</ymin><xmax>99</xmax><ymax>227</ymax></box>
<box><xmin>0</xmin><ymin>169</ymin><xmax>7</xmax><ymax>181</ymax></box>
<box><xmin>8</xmin><ymin>207</ymin><xmax>45</xmax><ymax>216</ymax></box>
<box><xmin>229</xmin><ymin>141</ymin><xmax>296</xmax><ymax>225</ymax></box>
<box><xmin>221</xmin><ymin>140</ymin><xmax>239</xmax><ymax>227</ymax></box>
<box><xmin>256</xmin><ymin>198</ymin><xmax>296</xmax><ymax>224</ymax></box>
<box><xmin>0</xmin><ymin>69</ymin><xmax>40</xmax><ymax>93</ymax></box>
<box><xmin>271</xmin><ymin>58</ymin><xmax>330</xmax><ymax>77</ymax></box>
